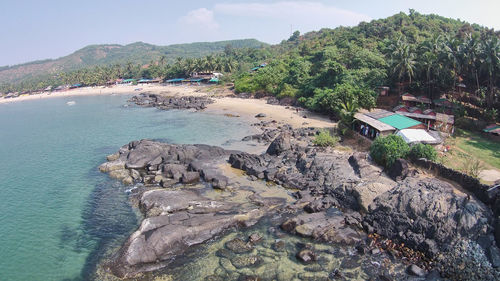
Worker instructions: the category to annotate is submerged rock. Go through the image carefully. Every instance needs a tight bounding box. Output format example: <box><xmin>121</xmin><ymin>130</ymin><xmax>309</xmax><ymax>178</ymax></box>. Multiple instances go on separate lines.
<box><xmin>296</xmin><ymin>249</ymin><xmax>317</xmax><ymax>264</ymax></box>
<box><xmin>281</xmin><ymin>210</ymin><xmax>364</xmax><ymax>245</ymax></box>
<box><xmin>226</xmin><ymin>238</ymin><xmax>254</xmax><ymax>254</ymax></box>
<box><xmin>108</xmin><ymin>189</ymin><xmax>269</xmax><ymax>277</ymax></box>
<box><xmin>230</xmin><ymin>255</ymin><xmax>263</xmax><ymax>268</ymax></box>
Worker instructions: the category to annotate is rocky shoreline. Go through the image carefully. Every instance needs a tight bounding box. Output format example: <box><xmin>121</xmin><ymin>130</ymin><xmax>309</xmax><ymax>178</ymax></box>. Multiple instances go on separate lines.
<box><xmin>98</xmin><ymin>96</ymin><xmax>500</xmax><ymax>280</ymax></box>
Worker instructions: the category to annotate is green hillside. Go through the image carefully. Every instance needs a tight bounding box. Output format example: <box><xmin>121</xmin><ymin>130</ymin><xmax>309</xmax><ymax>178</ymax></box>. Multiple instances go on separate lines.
<box><xmin>0</xmin><ymin>39</ymin><xmax>267</xmax><ymax>84</ymax></box>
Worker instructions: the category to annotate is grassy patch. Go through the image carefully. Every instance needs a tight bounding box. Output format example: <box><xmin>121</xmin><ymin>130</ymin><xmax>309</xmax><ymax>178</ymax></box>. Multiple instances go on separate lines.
<box><xmin>451</xmin><ymin>129</ymin><xmax>500</xmax><ymax>169</ymax></box>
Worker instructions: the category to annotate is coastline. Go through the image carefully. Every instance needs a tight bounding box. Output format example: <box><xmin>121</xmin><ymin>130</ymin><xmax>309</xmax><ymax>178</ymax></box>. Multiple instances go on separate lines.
<box><xmin>1</xmin><ymin>84</ymin><xmax>335</xmax><ymax>129</ymax></box>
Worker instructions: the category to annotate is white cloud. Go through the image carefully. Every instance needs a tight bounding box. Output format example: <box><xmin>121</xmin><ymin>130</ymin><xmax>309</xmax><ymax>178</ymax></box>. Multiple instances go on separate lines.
<box><xmin>214</xmin><ymin>1</ymin><xmax>371</xmax><ymax>27</ymax></box>
<box><xmin>179</xmin><ymin>8</ymin><xmax>219</xmax><ymax>30</ymax></box>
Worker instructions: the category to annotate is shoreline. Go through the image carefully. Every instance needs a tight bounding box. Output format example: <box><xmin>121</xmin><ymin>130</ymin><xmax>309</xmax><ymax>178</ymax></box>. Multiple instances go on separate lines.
<box><xmin>1</xmin><ymin>84</ymin><xmax>335</xmax><ymax>129</ymax></box>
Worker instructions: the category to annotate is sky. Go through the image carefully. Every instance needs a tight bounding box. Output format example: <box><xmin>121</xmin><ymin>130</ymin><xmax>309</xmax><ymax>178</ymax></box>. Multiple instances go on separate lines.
<box><xmin>1</xmin><ymin>0</ymin><xmax>499</xmax><ymax>66</ymax></box>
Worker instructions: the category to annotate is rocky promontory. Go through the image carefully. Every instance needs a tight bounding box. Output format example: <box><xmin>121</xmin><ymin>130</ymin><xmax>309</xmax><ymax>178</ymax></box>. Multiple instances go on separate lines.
<box><xmin>99</xmin><ymin>121</ymin><xmax>500</xmax><ymax>280</ymax></box>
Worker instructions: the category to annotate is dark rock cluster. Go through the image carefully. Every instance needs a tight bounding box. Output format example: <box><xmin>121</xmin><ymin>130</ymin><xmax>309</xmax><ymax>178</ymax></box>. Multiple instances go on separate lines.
<box><xmin>129</xmin><ymin>93</ymin><xmax>214</xmax><ymax>110</ymax></box>
<box><xmin>100</xmin><ymin>121</ymin><xmax>500</xmax><ymax>279</ymax></box>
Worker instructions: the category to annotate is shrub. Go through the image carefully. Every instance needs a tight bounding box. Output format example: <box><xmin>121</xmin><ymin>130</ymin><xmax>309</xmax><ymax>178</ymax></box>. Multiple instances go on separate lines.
<box><xmin>313</xmin><ymin>130</ymin><xmax>339</xmax><ymax>147</ymax></box>
<box><xmin>409</xmin><ymin>143</ymin><xmax>437</xmax><ymax>161</ymax></box>
<box><xmin>370</xmin><ymin>135</ymin><xmax>410</xmax><ymax>168</ymax></box>
<box><xmin>462</xmin><ymin>158</ymin><xmax>484</xmax><ymax>179</ymax></box>
<box><xmin>484</xmin><ymin>108</ymin><xmax>498</xmax><ymax>123</ymax></box>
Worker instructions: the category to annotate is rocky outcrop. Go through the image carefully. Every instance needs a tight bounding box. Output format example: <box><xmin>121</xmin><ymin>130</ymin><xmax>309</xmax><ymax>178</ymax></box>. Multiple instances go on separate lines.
<box><xmin>109</xmin><ymin>189</ymin><xmax>273</xmax><ymax>278</ymax></box>
<box><xmin>364</xmin><ymin>178</ymin><xmax>493</xmax><ymax>257</ymax></box>
<box><xmin>99</xmin><ymin>139</ymin><xmax>233</xmax><ymax>188</ymax></box>
<box><xmin>129</xmin><ymin>94</ymin><xmax>213</xmax><ymax>111</ymax></box>
<box><xmin>100</xmin><ymin>120</ymin><xmax>500</xmax><ymax>278</ymax></box>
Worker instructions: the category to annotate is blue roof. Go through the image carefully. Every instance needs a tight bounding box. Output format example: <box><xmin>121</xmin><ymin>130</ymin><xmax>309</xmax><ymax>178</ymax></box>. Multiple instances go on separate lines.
<box><xmin>188</xmin><ymin>78</ymin><xmax>203</xmax><ymax>82</ymax></box>
<box><xmin>138</xmin><ymin>78</ymin><xmax>153</xmax><ymax>82</ymax></box>
<box><xmin>166</xmin><ymin>78</ymin><xmax>185</xmax><ymax>82</ymax></box>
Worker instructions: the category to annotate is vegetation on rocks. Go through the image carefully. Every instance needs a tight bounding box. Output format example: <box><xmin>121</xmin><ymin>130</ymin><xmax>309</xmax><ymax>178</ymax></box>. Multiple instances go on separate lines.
<box><xmin>370</xmin><ymin>135</ymin><xmax>410</xmax><ymax>168</ymax></box>
<box><xmin>313</xmin><ymin>130</ymin><xmax>339</xmax><ymax>147</ymax></box>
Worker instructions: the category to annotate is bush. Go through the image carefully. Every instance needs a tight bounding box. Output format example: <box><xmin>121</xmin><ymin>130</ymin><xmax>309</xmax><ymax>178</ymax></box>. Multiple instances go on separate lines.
<box><xmin>462</xmin><ymin>158</ymin><xmax>484</xmax><ymax>179</ymax></box>
<box><xmin>409</xmin><ymin>143</ymin><xmax>437</xmax><ymax>161</ymax></box>
<box><xmin>370</xmin><ymin>135</ymin><xmax>410</xmax><ymax>168</ymax></box>
<box><xmin>313</xmin><ymin>130</ymin><xmax>339</xmax><ymax>147</ymax></box>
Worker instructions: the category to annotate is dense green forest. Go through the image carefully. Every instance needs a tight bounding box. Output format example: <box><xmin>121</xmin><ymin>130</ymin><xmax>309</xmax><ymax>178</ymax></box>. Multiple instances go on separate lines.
<box><xmin>235</xmin><ymin>10</ymin><xmax>500</xmax><ymax>122</ymax></box>
<box><xmin>0</xmin><ymin>39</ymin><xmax>267</xmax><ymax>84</ymax></box>
<box><xmin>2</xmin><ymin>11</ymin><xmax>499</xmax><ymax>121</ymax></box>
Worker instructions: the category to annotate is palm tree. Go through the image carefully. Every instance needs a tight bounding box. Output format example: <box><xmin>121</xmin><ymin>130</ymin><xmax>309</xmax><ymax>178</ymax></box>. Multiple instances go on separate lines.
<box><xmin>390</xmin><ymin>38</ymin><xmax>417</xmax><ymax>84</ymax></box>
<box><xmin>480</xmin><ymin>36</ymin><xmax>500</xmax><ymax>107</ymax></box>
<box><xmin>441</xmin><ymin>36</ymin><xmax>461</xmax><ymax>89</ymax></box>
<box><xmin>159</xmin><ymin>55</ymin><xmax>166</xmax><ymax>66</ymax></box>
<box><xmin>419</xmin><ymin>35</ymin><xmax>443</xmax><ymax>98</ymax></box>
<box><xmin>460</xmin><ymin>33</ymin><xmax>481</xmax><ymax>92</ymax></box>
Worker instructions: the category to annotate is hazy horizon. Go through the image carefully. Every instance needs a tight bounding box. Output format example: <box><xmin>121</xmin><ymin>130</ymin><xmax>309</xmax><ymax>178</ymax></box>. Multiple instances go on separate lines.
<box><xmin>1</xmin><ymin>0</ymin><xmax>500</xmax><ymax>66</ymax></box>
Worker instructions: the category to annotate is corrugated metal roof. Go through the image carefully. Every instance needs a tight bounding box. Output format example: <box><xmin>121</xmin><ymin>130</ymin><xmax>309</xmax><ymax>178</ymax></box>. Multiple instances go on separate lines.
<box><xmin>166</xmin><ymin>78</ymin><xmax>185</xmax><ymax>82</ymax></box>
<box><xmin>396</xmin><ymin>129</ymin><xmax>437</xmax><ymax>144</ymax></box>
<box><xmin>365</xmin><ymin>109</ymin><xmax>394</xmax><ymax>120</ymax></box>
<box><xmin>378</xmin><ymin>114</ymin><xmax>422</xmax><ymax>130</ymax></box>
<box><xmin>354</xmin><ymin>113</ymin><xmax>396</xmax><ymax>132</ymax></box>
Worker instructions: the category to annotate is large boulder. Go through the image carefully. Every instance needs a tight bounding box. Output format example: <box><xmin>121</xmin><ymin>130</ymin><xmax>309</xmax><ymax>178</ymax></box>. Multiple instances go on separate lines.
<box><xmin>266</xmin><ymin>133</ymin><xmax>292</xmax><ymax>155</ymax></box>
<box><xmin>387</xmin><ymin>158</ymin><xmax>410</xmax><ymax>181</ymax></box>
<box><xmin>281</xmin><ymin>209</ymin><xmax>364</xmax><ymax>245</ymax></box>
<box><xmin>125</xmin><ymin>140</ymin><xmax>165</xmax><ymax>169</ymax></box>
<box><xmin>352</xmin><ymin>181</ymin><xmax>394</xmax><ymax>212</ymax></box>
<box><xmin>365</xmin><ymin>178</ymin><xmax>492</xmax><ymax>257</ymax></box>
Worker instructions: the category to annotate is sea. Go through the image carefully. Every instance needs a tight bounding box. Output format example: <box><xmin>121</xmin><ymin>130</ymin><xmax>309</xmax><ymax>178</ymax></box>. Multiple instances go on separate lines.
<box><xmin>0</xmin><ymin>94</ymin><xmax>254</xmax><ymax>281</ymax></box>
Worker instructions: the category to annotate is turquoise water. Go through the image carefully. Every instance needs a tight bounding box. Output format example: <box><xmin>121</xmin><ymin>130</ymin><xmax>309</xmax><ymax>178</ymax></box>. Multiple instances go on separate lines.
<box><xmin>0</xmin><ymin>94</ymin><xmax>254</xmax><ymax>281</ymax></box>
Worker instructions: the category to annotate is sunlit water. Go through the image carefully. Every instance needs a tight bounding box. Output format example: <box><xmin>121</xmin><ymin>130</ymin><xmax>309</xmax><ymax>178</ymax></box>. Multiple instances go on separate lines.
<box><xmin>0</xmin><ymin>94</ymin><xmax>255</xmax><ymax>281</ymax></box>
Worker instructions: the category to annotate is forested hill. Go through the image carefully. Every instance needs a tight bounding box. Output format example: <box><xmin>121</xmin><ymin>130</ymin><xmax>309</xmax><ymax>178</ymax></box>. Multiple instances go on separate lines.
<box><xmin>235</xmin><ymin>10</ymin><xmax>499</xmax><ymax>120</ymax></box>
<box><xmin>0</xmin><ymin>39</ymin><xmax>267</xmax><ymax>84</ymax></box>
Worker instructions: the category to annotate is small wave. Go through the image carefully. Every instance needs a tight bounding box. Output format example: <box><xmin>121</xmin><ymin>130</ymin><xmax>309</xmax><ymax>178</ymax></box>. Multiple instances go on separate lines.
<box><xmin>66</xmin><ymin>101</ymin><xmax>76</xmax><ymax>106</ymax></box>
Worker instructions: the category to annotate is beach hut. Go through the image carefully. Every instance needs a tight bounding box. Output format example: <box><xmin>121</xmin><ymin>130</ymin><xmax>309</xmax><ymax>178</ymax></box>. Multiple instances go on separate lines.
<box><xmin>121</xmin><ymin>79</ymin><xmax>136</xmax><ymax>84</ymax></box>
<box><xmin>354</xmin><ymin>112</ymin><xmax>396</xmax><ymax>139</ymax></box>
<box><xmin>165</xmin><ymin>78</ymin><xmax>185</xmax><ymax>85</ymax></box>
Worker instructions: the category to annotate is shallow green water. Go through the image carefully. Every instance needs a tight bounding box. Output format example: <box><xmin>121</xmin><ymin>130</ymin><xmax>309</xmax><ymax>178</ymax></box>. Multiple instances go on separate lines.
<box><xmin>0</xmin><ymin>95</ymin><xmax>254</xmax><ymax>281</ymax></box>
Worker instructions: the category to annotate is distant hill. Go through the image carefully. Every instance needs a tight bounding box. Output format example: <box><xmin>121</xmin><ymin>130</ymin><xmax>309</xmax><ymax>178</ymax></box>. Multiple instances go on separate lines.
<box><xmin>0</xmin><ymin>39</ymin><xmax>267</xmax><ymax>84</ymax></box>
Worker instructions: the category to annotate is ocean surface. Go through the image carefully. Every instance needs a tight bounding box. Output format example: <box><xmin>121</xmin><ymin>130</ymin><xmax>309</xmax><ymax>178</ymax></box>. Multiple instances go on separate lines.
<box><xmin>0</xmin><ymin>94</ymin><xmax>255</xmax><ymax>281</ymax></box>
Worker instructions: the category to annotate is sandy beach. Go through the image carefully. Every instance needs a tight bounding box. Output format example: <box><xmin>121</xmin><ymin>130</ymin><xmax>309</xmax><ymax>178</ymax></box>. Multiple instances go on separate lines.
<box><xmin>0</xmin><ymin>84</ymin><xmax>335</xmax><ymax>129</ymax></box>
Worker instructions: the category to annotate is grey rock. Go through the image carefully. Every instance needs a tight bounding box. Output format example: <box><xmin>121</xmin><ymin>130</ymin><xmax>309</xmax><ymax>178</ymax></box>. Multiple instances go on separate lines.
<box><xmin>181</xmin><ymin>171</ymin><xmax>200</xmax><ymax>184</ymax></box>
<box><xmin>365</xmin><ymin>178</ymin><xmax>492</xmax><ymax>257</ymax></box>
<box><xmin>407</xmin><ymin>264</ymin><xmax>426</xmax><ymax>277</ymax></box>
<box><xmin>266</xmin><ymin>133</ymin><xmax>291</xmax><ymax>156</ymax></box>
<box><xmin>296</xmin><ymin>249</ymin><xmax>317</xmax><ymax>263</ymax></box>
<box><xmin>281</xmin><ymin>210</ymin><xmax>364</xmax><ymax>245</ymax></box>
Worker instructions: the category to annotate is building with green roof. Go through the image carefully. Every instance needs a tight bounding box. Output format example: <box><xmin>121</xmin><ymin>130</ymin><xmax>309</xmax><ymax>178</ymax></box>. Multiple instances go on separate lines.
<box><xmin>377</xmin><ymin>114</ymin><xmax>424</xmax><ymax>130</ymax></box>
